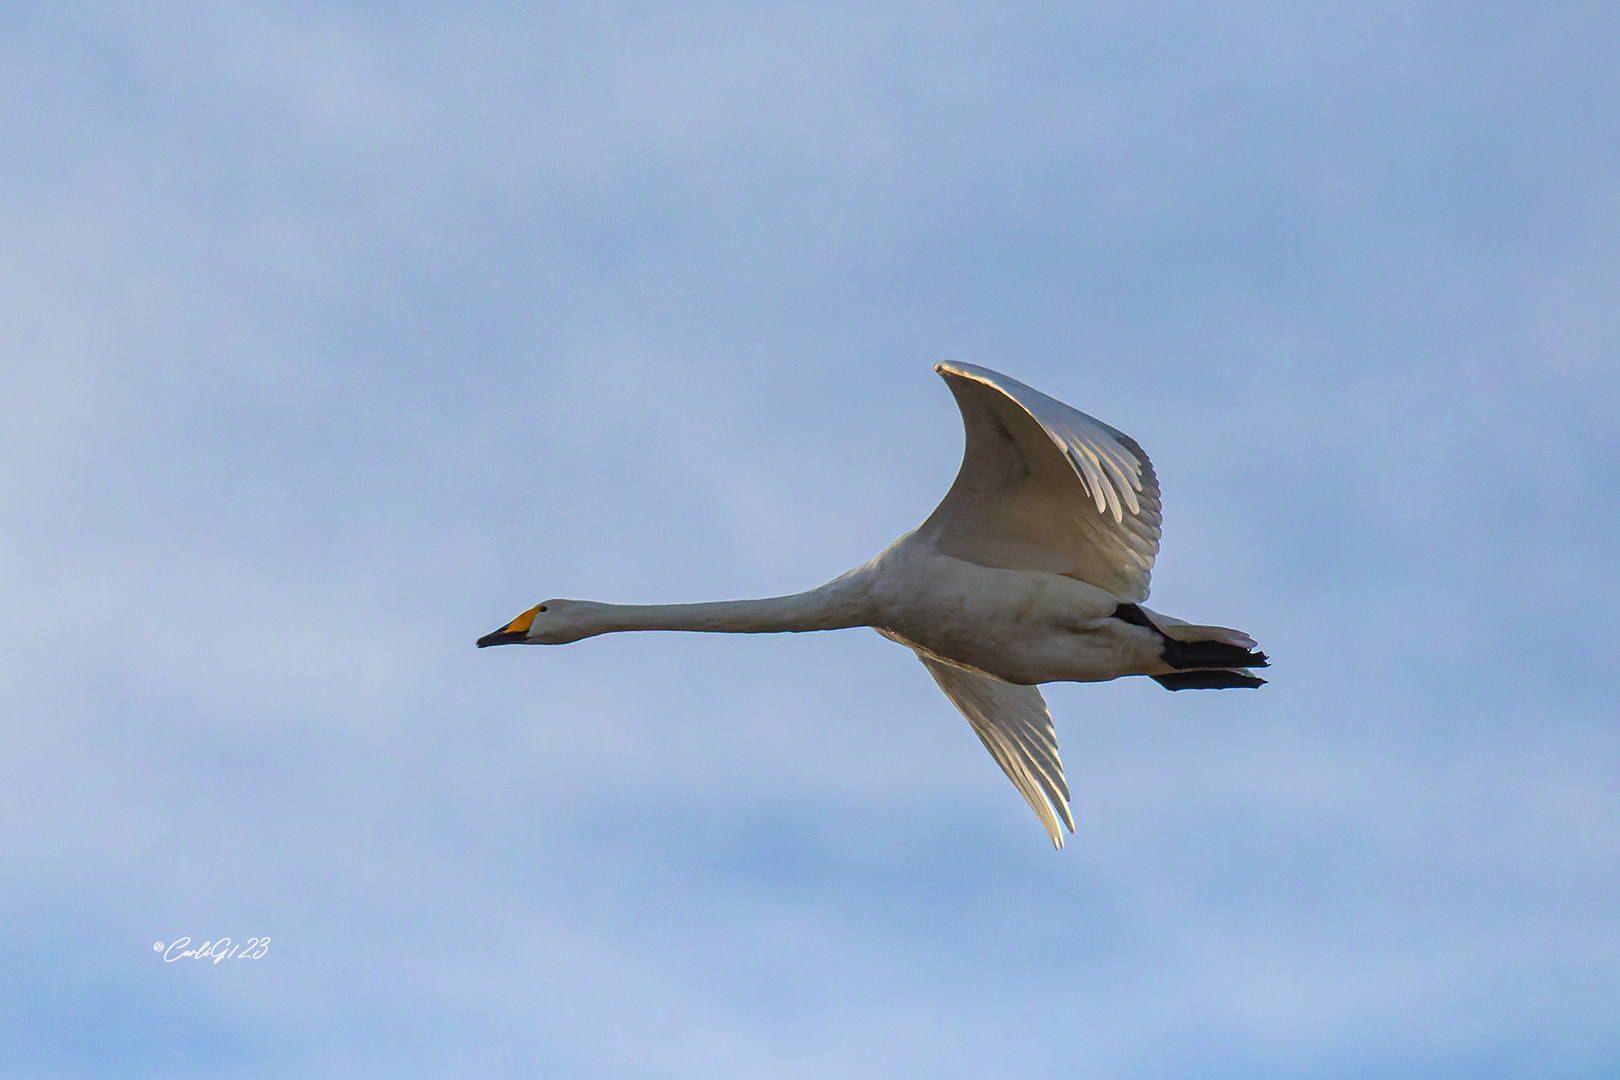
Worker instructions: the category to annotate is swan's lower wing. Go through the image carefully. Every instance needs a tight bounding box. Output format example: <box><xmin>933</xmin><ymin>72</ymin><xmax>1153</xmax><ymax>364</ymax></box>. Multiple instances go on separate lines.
<box><xmin>919</xmin><ymin>655</ymin><xmax>1074</xmax><ymax>849</ymax></box>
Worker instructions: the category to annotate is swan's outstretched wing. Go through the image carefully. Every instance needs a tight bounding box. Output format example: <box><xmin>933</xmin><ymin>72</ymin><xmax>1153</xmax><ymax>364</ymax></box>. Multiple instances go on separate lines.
<box><xmin>919</xmin><ymin>655</ymin><xmax>1074</xmax><ymax>849</ymax></box>
<box><xmin>921</xmin><ymin>361</ymin><xmax>1162</xmax><ymax>603</ymax></box>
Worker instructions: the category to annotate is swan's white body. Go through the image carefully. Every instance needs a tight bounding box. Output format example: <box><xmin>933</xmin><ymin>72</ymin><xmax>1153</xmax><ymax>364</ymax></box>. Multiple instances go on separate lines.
<box><xmin>480</xmin><ymin>362</ymin><xmax>1266</xmax><ymax>847</ymax></box>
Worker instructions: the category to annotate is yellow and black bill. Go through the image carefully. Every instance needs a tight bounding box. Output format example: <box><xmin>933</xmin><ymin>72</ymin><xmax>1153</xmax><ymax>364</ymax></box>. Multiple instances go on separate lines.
<box><xmin>476</xmin><ymin>605</ymin><xmax>539</xmax><ymax>648</ymax></box>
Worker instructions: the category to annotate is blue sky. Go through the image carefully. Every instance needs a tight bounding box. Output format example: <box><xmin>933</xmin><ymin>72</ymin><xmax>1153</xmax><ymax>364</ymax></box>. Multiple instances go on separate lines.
<box><xmin>2</xmin><ymin>2</ymin><xmax>1617</xmax><ymax>1076</ymax></box>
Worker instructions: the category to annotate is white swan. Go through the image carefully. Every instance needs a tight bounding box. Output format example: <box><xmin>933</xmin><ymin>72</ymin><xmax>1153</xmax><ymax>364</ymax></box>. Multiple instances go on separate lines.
<box><xmin>479</xmin><ymin>362</ymin><xmax>1266</xmax><ymax>847</ymax></box>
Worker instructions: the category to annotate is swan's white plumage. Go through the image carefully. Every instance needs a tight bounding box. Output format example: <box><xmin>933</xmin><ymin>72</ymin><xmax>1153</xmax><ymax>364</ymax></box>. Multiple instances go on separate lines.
<box><xmin>480</xmin><ymin>362</ymin><xmax>1266</xmax><ymax>848</ymax></box>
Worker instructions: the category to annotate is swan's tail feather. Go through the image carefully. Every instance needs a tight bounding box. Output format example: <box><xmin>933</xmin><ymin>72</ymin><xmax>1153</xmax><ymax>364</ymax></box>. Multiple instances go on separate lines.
<box><xmin>1154</xmin><ymin>620</ymin><xmax>1257</xmax><ymax>651</ymax></box>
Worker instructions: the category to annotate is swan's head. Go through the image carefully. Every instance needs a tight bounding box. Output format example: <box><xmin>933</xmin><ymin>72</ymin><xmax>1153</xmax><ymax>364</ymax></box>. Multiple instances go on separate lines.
<box><xmin>476</xmin><ymin>600</ymin><xmax>603</xmax><ymax>647</ymax></box>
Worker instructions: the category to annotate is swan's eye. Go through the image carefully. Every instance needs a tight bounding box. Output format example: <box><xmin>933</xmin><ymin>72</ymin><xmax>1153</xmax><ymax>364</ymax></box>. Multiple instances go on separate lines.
<box><xmin>538</xmin><ymin>605</ymin><xmax>548</xmax><ymax>613</ymax></box>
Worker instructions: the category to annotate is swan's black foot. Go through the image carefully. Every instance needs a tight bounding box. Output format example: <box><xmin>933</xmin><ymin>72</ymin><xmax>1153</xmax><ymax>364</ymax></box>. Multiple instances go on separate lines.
<box><xmin>1162</xmin><ymin>641</ymin><xmax>1270</xmax><ymax>670</ymax></box>
<box><xmin>1152</xmin><ymin>670</ymin><xmax>1267</xmax><ymax>691</ymax></box>
<box><xmin>1111</xmin><ymin>603</ymin><xmax>1270</xmax><ymax>671</ymax></box>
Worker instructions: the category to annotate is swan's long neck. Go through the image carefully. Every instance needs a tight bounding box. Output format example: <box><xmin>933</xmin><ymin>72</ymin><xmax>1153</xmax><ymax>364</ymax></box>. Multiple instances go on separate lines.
<box><xmin>584</xmin><ymin>573</ymin><xmax>871</xmax><ymax>636</ymax></box>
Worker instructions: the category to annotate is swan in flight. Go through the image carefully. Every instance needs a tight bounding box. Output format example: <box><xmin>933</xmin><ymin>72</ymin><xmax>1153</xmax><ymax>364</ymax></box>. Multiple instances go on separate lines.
<box><xmin>479</xmin><ymin>362</ymin><xmax>1266</xmax><ymax>848</ymax></box>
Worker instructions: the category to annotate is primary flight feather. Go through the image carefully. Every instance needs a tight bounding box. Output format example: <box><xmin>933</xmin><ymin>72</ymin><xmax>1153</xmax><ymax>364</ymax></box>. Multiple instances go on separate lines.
<box><xmin>479</xmin><ymin>362</ymin><xmax>1267</xmax><ymax>848</ymax></box>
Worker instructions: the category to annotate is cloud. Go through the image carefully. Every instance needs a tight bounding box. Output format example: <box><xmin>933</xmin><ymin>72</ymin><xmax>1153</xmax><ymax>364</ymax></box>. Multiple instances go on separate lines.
<box><xmin>2</xmin><ymin>1</ymin><xmax>1618</xmax><ymax>1076</ymax></box>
